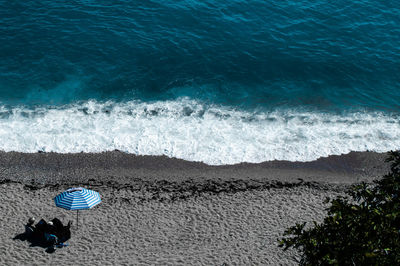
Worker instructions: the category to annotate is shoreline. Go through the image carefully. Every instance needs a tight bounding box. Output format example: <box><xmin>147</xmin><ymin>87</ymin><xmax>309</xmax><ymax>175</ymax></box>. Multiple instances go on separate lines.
<box><xmin>0</xmin><ymin>150</ymin><xmax>390</xmax><ymax>187</ymax></box>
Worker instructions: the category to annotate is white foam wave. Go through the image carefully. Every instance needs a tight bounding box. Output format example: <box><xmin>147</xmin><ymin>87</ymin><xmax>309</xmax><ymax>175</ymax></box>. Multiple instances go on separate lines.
<box><xmin>0</xmin><ymin>99</ymin><xmax>399</xmax><ymax>165</ymax></box>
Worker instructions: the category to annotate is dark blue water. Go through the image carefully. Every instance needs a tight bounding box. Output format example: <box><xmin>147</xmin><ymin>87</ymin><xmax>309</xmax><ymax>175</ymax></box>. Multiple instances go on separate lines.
<box><xmin>1</xmin><ymin>0</ymin><xmax>399</xmax><ymax>111</ymax></box>
<box><xmin>1</xmin><ymin>0</ymin><xmax>400</xmax><ymax>164</ymax></box>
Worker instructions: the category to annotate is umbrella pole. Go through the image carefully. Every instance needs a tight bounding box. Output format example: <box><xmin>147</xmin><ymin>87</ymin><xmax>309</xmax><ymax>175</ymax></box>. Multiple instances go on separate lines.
<box><xmin>76</xmin><ymin>210</ymin><xmax>79</xmax><ymax>229</ymax></box>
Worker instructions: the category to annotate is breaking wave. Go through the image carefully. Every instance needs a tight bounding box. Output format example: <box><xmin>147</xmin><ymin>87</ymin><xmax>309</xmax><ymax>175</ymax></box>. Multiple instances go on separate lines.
<box><xmin>0</xmin><ymin>98</ymin><xmax>399</xmax><ymax>165</ymax></box>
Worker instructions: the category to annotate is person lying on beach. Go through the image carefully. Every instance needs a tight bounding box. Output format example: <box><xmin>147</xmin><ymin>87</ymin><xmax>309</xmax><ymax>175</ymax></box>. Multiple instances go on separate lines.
<box><xmin>28</xmin><ymin>218</ymin><xmax>71</xmax><ymax>246</ymax></box>
<box><xmin>15</xmin><ymin>217</ymin><xmax>70</xmax><ymax>252</ymax></box>
<box><xmin>25</xmin><ymin>217</ymin><xmax>36</xmax><ymax>235</ymax></box>
<box><xmin>51</xmin><ymin>218</ymin><xmax>71</xmax><ymax>243</ymax></box>
<box><xmin>30</xmin><ymin>219</ymin><xmax>58</xmax><ymax>246</ymax></box>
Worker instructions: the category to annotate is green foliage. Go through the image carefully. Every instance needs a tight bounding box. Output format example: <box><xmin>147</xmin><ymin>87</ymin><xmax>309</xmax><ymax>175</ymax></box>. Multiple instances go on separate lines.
<box><xmin>279</xmin><ymin>151</ymin><xmax>400</xmax><ymax>265</ymax></box>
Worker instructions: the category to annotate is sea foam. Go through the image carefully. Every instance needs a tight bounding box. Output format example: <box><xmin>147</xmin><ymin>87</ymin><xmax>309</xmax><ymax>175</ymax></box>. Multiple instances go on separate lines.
<box><xmin>0</xmin><ymin>98</ymin><xmax>399</xmax><ymax>165</ymax></box>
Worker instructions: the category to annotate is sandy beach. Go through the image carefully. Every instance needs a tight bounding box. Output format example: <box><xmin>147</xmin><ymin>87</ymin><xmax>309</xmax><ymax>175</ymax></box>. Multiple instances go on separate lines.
<box><xmin>0</xmin><ymin>151</ymin><xmax>390</xmax><ymax>265</ymax></box>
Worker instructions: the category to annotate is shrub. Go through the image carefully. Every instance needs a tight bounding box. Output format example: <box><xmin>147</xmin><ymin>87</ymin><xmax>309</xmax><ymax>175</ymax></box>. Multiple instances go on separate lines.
<box><xmin>279</xmin><ymin>151</ymin><xmax>400</xmax><ymax>265</ymax></box>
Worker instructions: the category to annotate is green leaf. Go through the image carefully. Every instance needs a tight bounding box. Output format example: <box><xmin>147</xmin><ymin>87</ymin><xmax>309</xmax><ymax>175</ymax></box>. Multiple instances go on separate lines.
<box><xmin>279</xmin><ymin>150</ymin><xmax>400</xmax><ymax>265</ymax></box>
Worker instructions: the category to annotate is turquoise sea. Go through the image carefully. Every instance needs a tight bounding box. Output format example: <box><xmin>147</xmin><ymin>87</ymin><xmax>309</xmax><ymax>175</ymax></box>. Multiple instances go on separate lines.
<box><xmin>0</xmin><ymin>0</ymin><xmax>399</xmax><ymax>164</ymax></box>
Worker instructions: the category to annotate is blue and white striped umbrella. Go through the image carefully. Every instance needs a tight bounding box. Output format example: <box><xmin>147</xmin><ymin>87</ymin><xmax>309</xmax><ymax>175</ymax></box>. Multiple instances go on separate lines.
<box><xmin>54</xmin><ymin>187</ymin><xmax>101</xmax><ymax>210</ymax></box>
<box><xmin>54</xmin><ymin>187</ymin><xmax>101</xmax><ymax>228</ymax></box>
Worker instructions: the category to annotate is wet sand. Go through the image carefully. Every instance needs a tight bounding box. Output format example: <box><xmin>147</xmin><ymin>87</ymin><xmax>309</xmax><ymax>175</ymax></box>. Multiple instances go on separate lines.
<box><xmin>0</xmin><ymin>151</ymin><xmax>390</xmax><ymax>265</ymax></box>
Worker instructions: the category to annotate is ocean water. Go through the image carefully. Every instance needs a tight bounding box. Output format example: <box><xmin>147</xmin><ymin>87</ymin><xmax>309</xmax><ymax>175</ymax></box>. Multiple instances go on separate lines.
<box><xmin>0</xmin><ymin>0</ymin><xmax>399</xmax><ymax>164</ymax></box>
